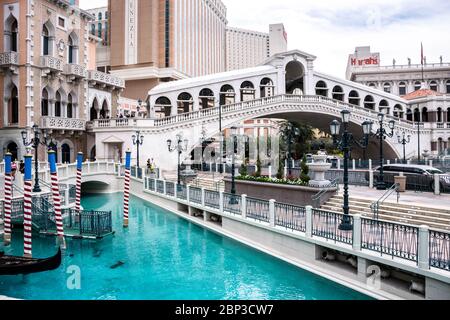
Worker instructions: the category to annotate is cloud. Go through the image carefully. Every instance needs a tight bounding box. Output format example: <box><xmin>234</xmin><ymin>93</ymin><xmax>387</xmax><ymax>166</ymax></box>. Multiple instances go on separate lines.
<box><xmin>79</xmin><ymin>0</ymin><xmax>450</xmax><ymax>78</ymax></box>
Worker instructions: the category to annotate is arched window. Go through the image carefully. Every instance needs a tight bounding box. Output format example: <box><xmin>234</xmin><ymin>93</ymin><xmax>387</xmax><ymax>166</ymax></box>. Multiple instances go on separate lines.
<box><xmin>220</xmin><ymin>85</ymin><xmax>235</xmax><ymax>105</ymax></box>
<box><xmin>422</xmin><ymin>107</ymin><xmax>429</xmax><ymax>122</ymax></box>
<box><xmin>155</xmin><ymin>96</ymin><xmax>172</xmax><ymax>118</ymax></box>
<box><xmin>260</xmin><ymin>78</ymin><xmax>274</xmax><ymax>98</ymax></box>
<box><xmin>8</xmin><ymin>85</ymin><xmax>19</xmax><ymax>125</ymax></box>
<box><xmin>414</xmin><ymin>108</ymin><xmax>420</xmax><ymax>122</ymax></box>
<box><xmin>67</xmin><ymin>93</ymin><xmax>73</xmax><ymax>119</ymax></box>
<box><xmin>406</xmin><ymin>109</ymin><xmax>413</xmax><ymax>121</ymax></box>
<box><xmin>4</xmin><ymin>15</ymin><xmax>18</xmax><ymax>52</ymax></box>
<box><xmin>41</xmin><ymin>88</ymin><xmax>49</xmax><ymax>116</ymax></box>
<box><xmin>91</xmin><ymin>24</ymin><xmax>95</xmax><ymax>35</ymax></box>
<box><xmin>348</xmin><ymin>90</ymin><xmax>360</xmax><ymax>106</ymax></box>
<box><xmin>55</xmin><ymin>91</ymin><xmax>62</xmax><ymax>117</ymax></box>
<box><xmin>6</xmin><ymin>142</ymin><xmax>18</xmax><ymax>161</ymax></box>
<box><xmin>368</xmin><ymin>83</ymin><xmax>377</xmax><ymax>88</ymax></box>
<box><xmin>240</xmin><ymin>81</ymin><xmax>255</xmax><ymax>101</ymax></box>
<box><xmin>332</xmin><ymin>86</ymin><xmax>344</xmax><ymax>101</ymax></box>
<box><xmin>90</xmin><ymin>98</ymin><xmax>99</xmax><ymax>121</ymax></box>
<box><xmin>393</xmin><ymin>104</ymin><xmax>403</xmax><ymax>118</ymax></box>
<box><xmin>437</xmin><ymin>107</ymin><xmax>443</xmax><ymax>123</ymax></box>
<box><xmin>414</xmin><ymin>81</ymin><xmax>421</xmax><ymax>91</ymax></box>
<box><xmin>68</xmin><ymin>32</ymin><xmax>78</xmax><ymax>64</ymax></box>
<box><xmin>104</xmin><ymin>22</ymin><xmax>108</xmax><ymax>45</ymax></box>
<box><xmin>379</xmin><ymin>100</ymin><xmax>389</xmax><ymax>114</ymax></box>
<box><xmin>447</xmin><ymin>80</ymin><xmax>450</xmax><ymax>94</ymax></box>
<box><xmin>61</xmin><ymin>144</ymin><xmax>71</xmax><ymax>164</ymax></box>
<box><xmin>447</xmin><ymin>108</ymin><xmax>450</xmax><ymax>123</ymax></box>
<box><xmin>383</xmin><ymin>83</ymin><xmax>391</xmax><ymax>93</ymax></box>
<box><xmin>430</xmin><ymin>81</ymin><xmax>438</xmax><ymax>92</ymax></box>
<box><xmin>98</xmin><ymin>22</ymin><xmax>102</xmax><ymax>38</ymax></box>
<box><xmin>199</xmin><ymin>89</ymin><xmax>214</xmax><ymax>110</ymax></box>
<box><xmin>399</xmin><ymin>82</ymin><xmax>407</xmax><ymax>96</ymax></box>
<box><xmin>364</xmin><ymin>95</ymin><xmax>375</xmax><ymax>110</ymax></box>
<box><xmin>42</xmin><ymin>21</ymin><xmax>54</xmax><ymax>56</ymax></box>
<box><xmin>100</xmin><ymin>100</ymin><xmax>109</xmax><ymax>119</ymax></box>
<box><xmin>177</xmin><ymin>93</ymin><xmax>193</xmax><ymax>114</ymax></box>
<box><xmin>315</xmin><ymin>81</ymin><xmax>328</xmax><ymax>97</ymax></box>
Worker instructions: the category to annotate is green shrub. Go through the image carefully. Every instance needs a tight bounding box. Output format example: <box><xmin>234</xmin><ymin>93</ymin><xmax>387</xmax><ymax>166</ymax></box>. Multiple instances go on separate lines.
<box><xmin>300</xmin><ymin>155</ymin><xmax>310</xmax><ymax>183</ymax></box>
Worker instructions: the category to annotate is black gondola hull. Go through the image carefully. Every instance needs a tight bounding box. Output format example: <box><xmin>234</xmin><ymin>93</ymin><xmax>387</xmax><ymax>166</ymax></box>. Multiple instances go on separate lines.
<box><xmin>0</xmin><ymin>248</ymin><xmax>62</xmax><ymax>276</ymax></box>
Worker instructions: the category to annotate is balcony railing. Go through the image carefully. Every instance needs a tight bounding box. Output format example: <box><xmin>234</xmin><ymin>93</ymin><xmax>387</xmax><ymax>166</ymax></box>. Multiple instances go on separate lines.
<box><xmin>40</xmin><ymin>116</ymin><xmax>86</xmax><ymax>131</ymax></box>
<box><xmin>0</xmin><ymin>52</ymin><xmax>18</xmax><ymax>66</ymax></box>
<box><xmin>65</xmin><ymin>63</ymin><xmax>87</xmax><ymax>79</ymax></box>
<box><xmin>87</xmin><ymin>70</ymin><xmax>125</xmax><ymax>88</ymax></box>
<box><xmin>40</xmin><ymin>55</ymin><xmax>64</xmax><ymax>73</ymax></box>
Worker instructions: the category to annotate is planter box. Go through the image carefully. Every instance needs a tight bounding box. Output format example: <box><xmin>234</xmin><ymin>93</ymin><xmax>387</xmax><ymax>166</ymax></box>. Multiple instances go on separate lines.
<box><xmin>224</xmin><ymin>178</ymin><xmax>337</xmax><ymax>207</ymax></box>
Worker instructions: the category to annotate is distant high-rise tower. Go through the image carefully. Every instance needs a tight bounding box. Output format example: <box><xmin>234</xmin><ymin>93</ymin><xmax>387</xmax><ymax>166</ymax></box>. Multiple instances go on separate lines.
<box><xmin>107</xmin><ymin>0</ymin><xmax>228</xmax><ymax>100</ymax></box>
<box><xmin>226</xmin><ymin>23</ymin><xmax>288</xmax><ymax>71</ymax></box>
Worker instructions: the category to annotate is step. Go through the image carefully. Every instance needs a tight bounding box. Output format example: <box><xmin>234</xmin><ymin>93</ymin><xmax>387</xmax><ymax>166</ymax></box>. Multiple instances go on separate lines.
<box><xmin>327</xmin><ymin>198</ymin><xmax>450</xmax><ymax>220</ymax></box>
<box><xmin>321</xmin><ymin>205</ymin><xmax>450</xmax><ymax>230</ymax></box>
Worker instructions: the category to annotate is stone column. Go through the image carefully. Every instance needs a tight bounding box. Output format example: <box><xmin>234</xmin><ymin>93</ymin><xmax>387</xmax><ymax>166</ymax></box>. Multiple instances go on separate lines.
<box><xmin>418</xmin><ymin>225</ymin><xmax>430</xmax><ymax>270</ymax></box>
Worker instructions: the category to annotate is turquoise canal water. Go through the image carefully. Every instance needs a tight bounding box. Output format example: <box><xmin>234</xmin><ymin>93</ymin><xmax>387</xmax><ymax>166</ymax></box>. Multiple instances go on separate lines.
<box><xmin>0</xmin><ymin>194</ymin><xmax>371</xmax><ymax>300</ymax></box>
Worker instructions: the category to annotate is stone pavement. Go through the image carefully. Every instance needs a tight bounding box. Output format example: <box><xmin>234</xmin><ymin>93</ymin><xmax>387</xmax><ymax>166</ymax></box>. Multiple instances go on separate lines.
<box><xmin>341</xmin><ymin>185</ymin><xmax>450</xmax><ymax>210</ymax></box>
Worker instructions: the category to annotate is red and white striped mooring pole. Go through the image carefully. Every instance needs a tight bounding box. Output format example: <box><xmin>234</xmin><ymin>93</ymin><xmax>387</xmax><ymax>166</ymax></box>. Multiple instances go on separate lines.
<box><xmin>3</xmin><ymin>153</ymin><xmax>13</xmax><ymax>245</ymax></box>
<box><xmin>23</xmin><ymin>153</ymin><xmax>33</xmax><ymax>257</ymax></box>
<box><xmin>48</xmin><ymin>150</ymin><xmax>66</xmax><ymax>249</ymax></box>
<box><xmin>75</xmin><ymin>152</ymin><xmax>83</xmax><ymax>213</ymax></box>
<box><xmin>123</xmin><ymin>150</ymin><xmax>132</xmax><ymax>228</ymax></box>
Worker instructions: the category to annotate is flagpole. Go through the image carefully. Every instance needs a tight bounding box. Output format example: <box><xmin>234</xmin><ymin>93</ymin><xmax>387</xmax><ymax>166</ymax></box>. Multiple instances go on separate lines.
<box><xmin>421</xmin><ymin>42</ymin><xmax>425</xmax><ymax>83</ymax></box>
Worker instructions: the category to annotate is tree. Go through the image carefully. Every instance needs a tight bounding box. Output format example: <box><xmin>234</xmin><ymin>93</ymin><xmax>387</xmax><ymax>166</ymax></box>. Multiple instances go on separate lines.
<box><xmin>279</xmin><ymin>121</ymin><xmax>315</xmax><ymax>160</ymax></box>
<box><xmin>300</xmin><ymin>155</ymin><xmax>310</xmax><ymax>183</ymax></box>
<box><xmin>239</xmin><ymin>159</ymin><xmax>248</xmax><ymax>176</ymax></box>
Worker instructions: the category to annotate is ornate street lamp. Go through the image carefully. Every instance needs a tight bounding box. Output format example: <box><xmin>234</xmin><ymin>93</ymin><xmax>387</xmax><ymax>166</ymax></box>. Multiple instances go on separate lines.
<box><xmin>372</xmin><ymin>113</ymin><xmax>396</xmax><ymax>190</ymax></box>
<box><xmin>137</xmin><ymin>99</ymin><xmax>142</xmax><ymax>118</ymax></box>
<box><xmin>229</xmin><ymin>127</ymin><xmax>239</xmax><ymax>204</ymax></box>
<box><xmin>397</xmin><ymin>131</ymin><xmax>411</xmax><ymax>164</ymax></box>
<box><xmin>21</xmin><ymin>124</ymin><xmax>54</xmax><ymax>193</ymax></box>
<box><xmin>132</xmin><ymin>130</ymin><xmax>144</xmax><ymax>167</ymax></box>
<box><xmin>167</xmin><ymin>134</ymin><xmax>188</xmax><ymax>186</ymax></box>
<box><xmin>330</xmin><ymin>110</ymin><xmax>372</xmax><ymax>231</ymax></box>
<box><xmin>282</xmin><ymin>122</ymin><xmax>300</xmax><ymax>176</ymax></box>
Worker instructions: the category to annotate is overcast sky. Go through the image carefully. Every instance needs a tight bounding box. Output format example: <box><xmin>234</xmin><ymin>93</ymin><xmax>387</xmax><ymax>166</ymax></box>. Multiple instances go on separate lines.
<box><xmin>79</xmin><ymin>0</ymin><xmax>450</xmax><ymax>78</ymax></box>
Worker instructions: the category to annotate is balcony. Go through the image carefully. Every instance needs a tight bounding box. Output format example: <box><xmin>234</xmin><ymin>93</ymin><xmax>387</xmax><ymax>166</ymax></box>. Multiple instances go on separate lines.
<box><xmin>40</xmin><ymin>116</ymin><xmax>86</xmax><ymax>132</ymax></box>
<box><xmin>65</xmin><ymin>63</ymin><xmax>87</xmax><ymax>82</ymax></box>
<box><xmin>40</xmin><ymin>56</ymin><xmax>64</xmax><ymax>77</ymax></box>
<box><xmin>0</xmin><ymin>52</ymin><xmax>19</xmax><ymax>73</ymax></box>
<box><xmin>87</xmin><ymin>70</ymin><xmax>125</xmax><ymax>89</ymax></box>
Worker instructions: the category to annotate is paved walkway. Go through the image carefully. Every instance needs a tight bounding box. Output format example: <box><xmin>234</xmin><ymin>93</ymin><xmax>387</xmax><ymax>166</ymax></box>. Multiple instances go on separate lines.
<box><xmin>341</xmin><ymin>185</ymin><xmax>450</xmax><ymax>210</ymax></box>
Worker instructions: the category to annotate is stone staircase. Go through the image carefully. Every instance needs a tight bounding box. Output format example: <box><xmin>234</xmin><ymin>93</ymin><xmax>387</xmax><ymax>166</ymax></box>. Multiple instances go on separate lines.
<box><xmin>321</xmin><ymin>195</ymin><xmax>450</xmax><ymax>231</ymax></box>
<box><xmin>161</xmin><ymin>171</ymin><xmax>225</xmax><ymax>192</ymax></box>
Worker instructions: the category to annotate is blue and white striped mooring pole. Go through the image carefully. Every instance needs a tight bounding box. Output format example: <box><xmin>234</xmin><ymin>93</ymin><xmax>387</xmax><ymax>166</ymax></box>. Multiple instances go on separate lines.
<box><xmin>123</xmin><ymin>150</ymin><xmax>132</xmax><ymax>228</ymax></box>
<box><xmin>23</xmin><ymin>153</ymin><xmax>33</xmax><ymax>257</ymax></box>
<box><xmin>75</xmin><ymin>152</ymin><xmax>83</xmax><ymax>213</ymax></box>
<box><xmin>3</xmin><ymin>153</ymin><xmax>13</xmax><ymax>245</ymax></box>
<box><xmin>48</xmin><ymin>150</ymin><xmax>66</xmax><ymax>249</ymax></box>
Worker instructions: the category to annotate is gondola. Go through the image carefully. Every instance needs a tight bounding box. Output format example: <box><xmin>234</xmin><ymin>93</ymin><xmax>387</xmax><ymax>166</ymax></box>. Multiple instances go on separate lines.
<box><xmin>0</xmin><ymin>248</ymin><xmax>62</xmax><ymax>276</ymax></box>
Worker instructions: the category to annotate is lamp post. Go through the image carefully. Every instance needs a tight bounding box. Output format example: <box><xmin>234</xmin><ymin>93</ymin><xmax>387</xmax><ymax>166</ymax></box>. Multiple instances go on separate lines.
<box><xmin>229</xmin><ymin>127</ymin><xmax>239</xmax><ymax>204</ymax></box>
<box><xmin>167</xmin><ymin>134</ymin><xmax>188</xmax><ymax>186</ymax></box>
<box><xmin>416</xmin><ymin>121</ymin><xmax>421</xmax><ymax>162</ymax></box>
<box><xmin>330</xmin><ymin>110</ymin><xmax>372</xmax><ymax>231</ymax></box>
<box><xmin>372</xmin><ymin>113</ymin><xmax>396</xmax><ymax>191</ymax></box>
<box><xmin>21</xmin><ymin>125</ymin><xmax>53</xmax><ymax>193</ymax></box>
<box><xmin>397</xmin><ymin>131</ymin><xmax>411</xmax><ymax>164</ymax></box>
<box><xmin>132</xmin><ymin>130</ymin><xmax>144</xmax><ymax>168</ymax></box>
<box><xmin>282</xmin><ymin>122</ymin><xmax>300</xmax><ymax>176</ymax></box>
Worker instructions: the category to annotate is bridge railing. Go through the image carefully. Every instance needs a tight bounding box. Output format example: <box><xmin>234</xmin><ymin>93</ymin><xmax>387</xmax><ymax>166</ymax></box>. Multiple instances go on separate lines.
<box><xmin>90</xmin><ymin>94</ymin><xmax>417</xmax><ymax>131</ymax></box>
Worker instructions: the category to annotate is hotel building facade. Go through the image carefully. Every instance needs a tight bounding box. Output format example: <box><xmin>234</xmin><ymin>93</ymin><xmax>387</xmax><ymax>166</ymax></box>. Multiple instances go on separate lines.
<box><xmin>347</xmin><ymin>46</ymin><xmax>450</xmax><ymax>156</ymax></box>
<box><xmin>0</xmin><ymin>0</ymin><xmax>124</xmax><ymax>163</ymax></box>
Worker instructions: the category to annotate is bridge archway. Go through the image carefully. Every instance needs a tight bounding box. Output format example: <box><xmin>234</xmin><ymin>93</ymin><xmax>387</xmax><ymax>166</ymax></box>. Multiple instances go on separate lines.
<box><xmin>220</xmin><ymin>85</ymin><xmax>236</xmax><ymax>105</ymax></box>
<box><xmin>285</xmin><ymin>60</ymin><xmax>304</xmax><ymax>94</ymax></box>
<box><xmin>81</xmin><ymin>181</ymin><xmax>110</xmax><ymax>194</ymax></box>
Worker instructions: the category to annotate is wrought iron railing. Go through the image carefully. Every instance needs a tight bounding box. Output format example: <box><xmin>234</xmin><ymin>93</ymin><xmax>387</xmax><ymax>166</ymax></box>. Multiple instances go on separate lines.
<box><xmin>312</xmin><ymin>209</ymin><xmax>354</xmax><ymax>245</ymax></box>
<box><xmin>223</xmin><ymin>193</ymin><xmax>241</xmax><ymax>215</ymax></box>
<box><xmin>324</xmin><ymin>170</ymin><xmax>369</xmax><ymax>187</ymax></box>
<box><xmin>246</xmin><ymin>197</ymin><xmax>270</xmax><ymax>223</ymax></box>
<box><xmin>370</xmin><ymin>183</ymin><xmax>400</xmax><ymax>220</ymax></box>
<box><xmin>148</xmin><ymin>178</ymin><xmax>156</xmax><ymax>192</ymax></box>
<box><xmin>156</xmin><ymin>180</ymin><xmax>165</xmax><ymax>194</ymax></box>
<box><xmin>189</xmin><ymin>187</ymin><xmax>202</xmax><ymax>204</ymax></box>
<box><xmin>429</xmin><ymin>230</ymin><xmax>450</xmax><ymax>271</ymax></box>
<box><xmin>275</xmin><ymin>203</ymin><xmax>306</xmax><ymax>232</ymax></box>
<box><xmin>361</xmin><ymin>218</ymin><xmax>418</xmax><ymax>262</ymax></box>
<box><xmin>177</xmin><ymin>184</ymin><xmax>187</xmax><ymax>200</ymax></box>
<box><xmin>204</xmin><ymin>190</ymin><xmax>220</xmax><ymax>209</ymax></box>
<box><xmin>166</xmin><ymin>182</ymin><xmax>175</xmax><ymax>197</ymax></box>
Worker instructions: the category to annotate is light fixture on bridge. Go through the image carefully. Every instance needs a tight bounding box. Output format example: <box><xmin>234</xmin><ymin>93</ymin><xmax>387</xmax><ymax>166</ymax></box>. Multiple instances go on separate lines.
<box><xmin>362</xmin><ymin>120</ymin><xmax>373</xmax><ymax>136</ymax></box>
